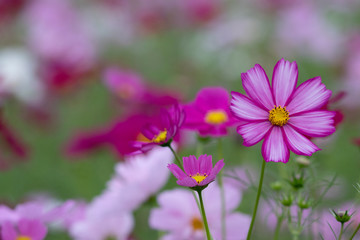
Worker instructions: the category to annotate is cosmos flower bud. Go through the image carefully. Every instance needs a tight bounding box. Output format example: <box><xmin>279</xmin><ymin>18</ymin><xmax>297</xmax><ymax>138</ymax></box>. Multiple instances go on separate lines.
<box><xmin>281</xmin><ymin>194</ymin><xmax>294</xmax><ymax>207</ymax></box>
<box><xmin>331</xmin><ymin>210</ymin><xmax>352</xmax><ymax>224</ymax></box>
<box><xmin>270</xmin><ymin>181</ymin><xmax>283</xmax><ymax>191</ymax></box>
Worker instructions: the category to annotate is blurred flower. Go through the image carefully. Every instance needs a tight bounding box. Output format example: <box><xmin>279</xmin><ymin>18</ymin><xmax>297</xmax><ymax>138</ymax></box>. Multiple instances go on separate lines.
<box><xmin>168</xmin><ymin>154</ymin><xmax>224</xmax><ymax>189</ymax></box>
<box><xmin>132</xmin><ymin>104</ymin><xmax>185</xmax><ymax>154</ymax></box>
<box><xmin>231</xmin><ymin>58</ymin><xmax>335</xmax><ymax>163</ymax></box>
<box><xmin>182</xmin><ymin>87</ymin><xmax>237</xmax><ymax>137</ymax></box>
<box><xmin>1</xmin><ymin>219</ymin><xmax>47</xmax><ymax>240</ymax></box>
<box><xmin>0</xmin><ymin>48</ymin><xmax>45</xmax><ymax>107</ymax></box>
<box><xmin>24</xmin><ymin>0</ymin><xmax>96</xmax><ymax>91</ymax></box>
<box><xmin>103</xmin><ymin>67</ymin><xmax>180</xmax><ymax>113</ymax></box>
<box><xmin>149</xmin><ymin>182</ymin><xmax>250</xmax><ymax>240</ymax></box>
<box><xmin>66</xmin><ymin>114</ymin><xmax>154</xmax><ymax>159</ymax></box>
<box><xmin>274</xmin><ymin>3</ymin><xmax>344</xmax><ymax>63</ymax></box>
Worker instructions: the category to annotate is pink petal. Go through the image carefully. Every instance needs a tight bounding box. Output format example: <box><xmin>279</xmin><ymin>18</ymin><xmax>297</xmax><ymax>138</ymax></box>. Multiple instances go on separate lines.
<box><xmin>261</xmin><ymin>127</ymin><xmax>289</xmax><ymax>163</ymax></box>
<box><xmin>183</xmin><ymin>155</ymin><xmax>199</xmax><ymax>176</ymax></box>
<box><xmin>18</xmin><ymin>219</ymin><xmax>47</xmax><ymax>240</ymax></box>
<box><xmin>168</xmin><ymin>164</ymin><xmax>187</xmax><ymax>180</ymax></box>
<box><xmin>286</xmin><ymin>77</ymin><xmax>332</xmax><ymax>114</ymax></box>
<box><xmin>288</xmin><ymin>111</ymin><xmax>336</xmax><ymax>137</ymax></box>
<box><xmin>1</xmin><ymin>221</ymin><xmax>17</xmax><ymax>240</ymax></box>
<box><xmin>201</xmin><ymin>159</ymin><xmax>224</xmax><ymax>186</ymax></box>
<box><xmin>282</xmin><ymin>125</ymin><xmax>320</xmax><ymax>156</ymax></box>
<box><xmin>198</xmin><ymin>154</ymin><xmax>212</xmax><ymax>176</ymax></box>
<box><xmin>237</xmin><ymin>121</ymin><xmax>272</xmax><ymax>147</ymax></box>
<box><xmin>241</xmin><ymin>64</ymin><xmax>275</xmax><ymax>110</ymax></box>
<box><xmin>194</xmin><ymin>87</ymin><xmax>230</xmax><ymax>112</ymax></box>
<box><xmin>177</xmin><ymin>177</ymin><xmax>197</xmax><ymax>187</ymax></box>
<box><xmin>230</xmin><ymin>92</ymin><xmax>269</xmax><ymax>121</ymax></box>
<box><xmin>272</xmin><ymin>59</ymin><xmax>298</xmax><ymax>106</ymax></box>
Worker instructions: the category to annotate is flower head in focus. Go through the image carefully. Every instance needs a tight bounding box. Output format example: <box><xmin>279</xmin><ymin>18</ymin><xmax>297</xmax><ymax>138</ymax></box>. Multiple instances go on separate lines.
<box><xmin>168</xmin><ymin>154</ymin><xmax>224</xmax><ymax>190</ymax></box>
<box><xmin>231</xmin><ymin>58</ymin><xmax>336</xmax><ymax>163</ymax></box>
<box><xmin>183</xmin><ymin>87</ymin><xmax>237</xmax><ymax>137</ymax></box>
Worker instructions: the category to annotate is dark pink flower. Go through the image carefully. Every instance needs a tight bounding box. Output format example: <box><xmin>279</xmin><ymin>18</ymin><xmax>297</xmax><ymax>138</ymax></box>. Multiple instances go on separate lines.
<box><xmin>1</xmin><ymin>219</ymin><xmax>47</xmax><ymax>240</ymax></box>
<box><xmin>231</xmin><ymin>58</ymin><xmax>336</xmax><ymax>163</ymax></box>
<box><xmin>168</xmin><ymin>154</ymin><xmax>224</xmax><ymax>188</ymax></box>
<box><xmin>103</xmin><ymin>67</ymin><xmax>181</xmax><ymax>113</ymax></box>
<box><xmin>183</xmin><ymin>87</ymin><xmax>237</xmax><ymax>137</ymax></box>
<box><xmin>132</xmin><ymin>104</ymin><xmax>185</xmax><ymax>154</ymax></box>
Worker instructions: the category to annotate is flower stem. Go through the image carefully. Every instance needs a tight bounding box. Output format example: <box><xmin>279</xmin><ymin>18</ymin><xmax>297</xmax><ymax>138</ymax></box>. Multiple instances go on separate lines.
<box><xmin>197</xmin><ymin>190</ymin><xmax>212</xmax><ymax>240</ymax></box>
<box><xmin>350</xmin><ymin>223</ymin><xmax>360</xmax><ymax>240</ymax></box>
<box><xmin>273</xmin><ymin>212</ymin><xmax>284</xmax><ymax>240</ymax></box>
<box><xmin>217</xmin><ymin>138</ymin><xmax>226</xmax><ymax>240</ymax></box>
<box><xmin>246</xmin><ymin>160</ymin><xmax>266</xmax><ymax>240</ymax></box>
<box><xmin>338</xmin><ymin>223</ymin><xmax>344</xmax><ymax>240</ymax></box>
<box><xmin>168</xmin><ymin>144</ymin><xmax>183</xmax><ymax>170</ymax></box>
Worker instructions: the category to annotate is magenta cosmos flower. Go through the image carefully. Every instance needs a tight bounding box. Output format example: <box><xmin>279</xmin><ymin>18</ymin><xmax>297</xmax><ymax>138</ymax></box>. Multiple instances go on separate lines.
<box><xmin>132</xmin><ymin>104</ymin><xmax>185</xmax><ymax>153</ymax></box>
<box><xmin>168</xmin><ymin>154</ymin><xmax>224</xmax><ymax>188</ymax></box>
<box><xmin>183</xmin><ymin>87</ymin><xmax>237</xmax><ymax>137</ymax></box>
<box><xmin>230</xmin><ymin>58</ymin><xmax>336</xmax><ymax>163</ymax></box>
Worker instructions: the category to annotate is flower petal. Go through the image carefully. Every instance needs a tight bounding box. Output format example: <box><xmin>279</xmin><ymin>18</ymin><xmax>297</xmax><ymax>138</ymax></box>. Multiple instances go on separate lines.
<box><xmin>261</xmin><ymin>127</ymin><xmax>289</xmax><ymax>163</ymax></box>
<box><xmin>183</xmin><ymin>155</ymin><xmax>199</xmax><ymax>176</ymax></box>
<box><xmin>199</xmin><ymin>154</ymin><xmax>212</xmax><ymax>176</ymax></box>
<box><xmin>241</xmin><ymin>64</ymin><xmax>274</xmax><ymax>110</ymax></box>
<box><xmin>288</xmin><ymin>111</ymin><xmax>336</xmax><ymax>137</ymax></box>
<box><xmin>286</xmin><ymin>77</ymin><xmax>332</xmax><ymax>114</ymax></box>
<box><xmin>201</xmin><ymin>159</ymin><xmax>224</xmax><ymax>186</ymax></box>
<box><xmin>230</xmin><ymin>92</ymin><xmax>269</xmax><ymax>121</ymax></box>
<box><xmin>282</xmin><ymin>125</ymin><xmax>320</xmax><ymax>156</ymax></box>
<box><xmin>194</xmin><ymin>87</ymin><xmax>230</xmax><ymax>112</ymax></box>
<box><xmin>237</xmin><ymin>121</ymin><xmax>272</xmax><ymax>147</ymax></box>
<box><xmin>177</xmin><ymin>177</ymin><xmax>197</xmax><ymax>187</ymax></box>
<box><xmin>272</xmin><ymin>59</ymin><xmax>298</xmax><ymax>106</ymax></box>
<box><xmin>1</xmin><ymin>221</ymin><xmax>17</xmax><ymax>240</ymax></box>
<box><xmin>168</xmin><ymin>164</ymin><xmax>187</xmax><ymax>180</ymax></box>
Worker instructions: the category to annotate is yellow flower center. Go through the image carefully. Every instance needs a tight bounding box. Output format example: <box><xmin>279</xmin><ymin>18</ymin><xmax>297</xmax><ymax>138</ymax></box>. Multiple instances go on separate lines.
<box><xmin>152</xmin><ymin>130</ymin><xmax>167</xmax><ymax>143</ymax></box>
<box><xmin>16</xmin><ymin>236</ymin><xmax>31</xmax><ymax>240</ymax></box>
<box><xmin>136</xmin><ymin>133</ymin><xmax>151</xmax><ymax>142</ymax></box>
<box><xmin>191</xmin><ymin>217</ymin><xmax>204</xmax><ymax>231</ymax></box>
<box><xmin>117</xmin><ymin>84</ymin><xmax>135</xmax><ymax>99</ymax></box>
<box><xmin>205</xmin><ymin>110</ymin><xmax>228</xmax><ymax>125</ymax></box>
<box><xmin>190</xmin><ymin>173</ymin><xmax>208</xmax><ymax>184</ymax></box>
<box><xmin>269</xmin><ymin>106</ymin><xmax>289</xmax><ymax>126</ymax></box>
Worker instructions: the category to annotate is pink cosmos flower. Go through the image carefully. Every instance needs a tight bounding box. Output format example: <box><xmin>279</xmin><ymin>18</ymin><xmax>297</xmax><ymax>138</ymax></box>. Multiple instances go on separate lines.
<box><xmin>132</xmin><ymin>104</ymin><xmax>185</xmax><ymax>154</ymax></box>
<box><xmin>230</xmin><ymin>58</ymin><xmax>336</xmax><ymax>163</ymax></box>
<box><xmin>168</xmin><ymin>154</ymin><xmax>224</xmax><ymax>188</ymax></box>
<box><xmin>1</xmin><ymin>219</ymin><xmax>47</xmax><ymax>240</ymax></box>
<box><xmin>149</xmin><ymin>182</ymin><xmax>250</xmax><ymax>240</ymax></box>
<box><xmin>103</xmin><ymin>67</ymin><xmax>180</xmax><ymax>114</ymax></box>
<box><xmin>183</xmin><ymin>87</ymin><xmax>237</xmax><ymax>137</ymax></box>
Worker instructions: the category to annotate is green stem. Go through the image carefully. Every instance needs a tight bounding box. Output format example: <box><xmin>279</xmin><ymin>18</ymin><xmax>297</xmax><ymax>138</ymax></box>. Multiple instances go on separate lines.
<box><xmin>197</xmin><ymin>190</ymin><xmax>212</xmax><ymax>240</ymax></box>
<box><xmin>350</xmin><ymin>223</ymin><xmax>360</xmax><ymax>240</ymax></box>
<box><xmin>273</xmin><ymin>212</ymin><xmax>284</xmax><ymax>240</ymax></box>
<box><xmin>246</xmin><ymin>160</ymin><xmax>267</xmax><ymax>240</ymax></box>
<box><xmin>168</xmin><ymin>144</ymin><xmax>183</xmax><ymax>170</ymax></box>
<box><xmin>217</xmin><ymin>138</ymin><xmax>226</xmax><ymax>240</ymax></box>
<box><xmin>338</xmin><ymin>223</ymin><xmax>344</xmax><ymax>240</ymax></box>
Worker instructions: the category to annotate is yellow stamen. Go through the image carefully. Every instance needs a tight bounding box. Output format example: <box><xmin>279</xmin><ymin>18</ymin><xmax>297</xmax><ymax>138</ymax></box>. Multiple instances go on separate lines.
<box><xmin>191</xmin><ymin>217</ymin><xmax>204</xmax><ymax>231</ymax></box>
<box><xmin>269</xmin><ymin>105</ymin><xmax>289</xmax><ymax>126</ymax></box>
<box><xmin>16</xmin><ymin>236</ymin><xmax>31</xmax><ymax>240</ymax></box>
<box><xmin>205</xmin><ymin>110</ymin><xmax>228</xmax><ymax>125</ymax></box>
<box><xmin>136</xmin><ymin>133</ymin><xmax>151</xmax><ymax>142</ymax></box>
<box><xmin>191</xmin><ymin>173</ymin><xmax>207</xmax><ymax>184</ymax></box>
<box><xmin>152</xmin><ymin>130</ymin><xmax>167</xmax><ymax>143</ymax></box>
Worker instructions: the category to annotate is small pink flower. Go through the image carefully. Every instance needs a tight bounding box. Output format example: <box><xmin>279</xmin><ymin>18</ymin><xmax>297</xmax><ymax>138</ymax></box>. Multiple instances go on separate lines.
<box><xmin>1</xmin><ymin>219</ymin><xmax>47</xmax><ymax>240</ymax></box>
<box><xmin>231</xmin><ymin>58</ymin><xmax>336</xmax><ymax>163</ymax></box>
<box><xmin>168</xmin><ymin>154</ymin><xmax>224</xmax><ymax>188</ymax></box>
<box><xmin>183</xmin><ymin>87</ymin><xmax>237</xmax><ymax>137</ymax></box>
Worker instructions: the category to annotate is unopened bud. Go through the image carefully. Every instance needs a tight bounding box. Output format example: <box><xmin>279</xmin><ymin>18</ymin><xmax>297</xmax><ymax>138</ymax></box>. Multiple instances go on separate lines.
<box><xmin>270</xmin><ymin>181</ymin><xmax>283</xmax><ymax>191</ymax></box>
<box><xmin>331</xmin><ymin>210</ymin><xmax>352</xmax><ymax>223</ymax></box>
<box><xmin>296</xmin><ymin>156</ymin><xmax>310</xmax><ymax>168</ymax></box>
<box><xmin>281</xmin><ymin>194</ymin><xmax>294</xmax><ymax>207</ymax></box>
